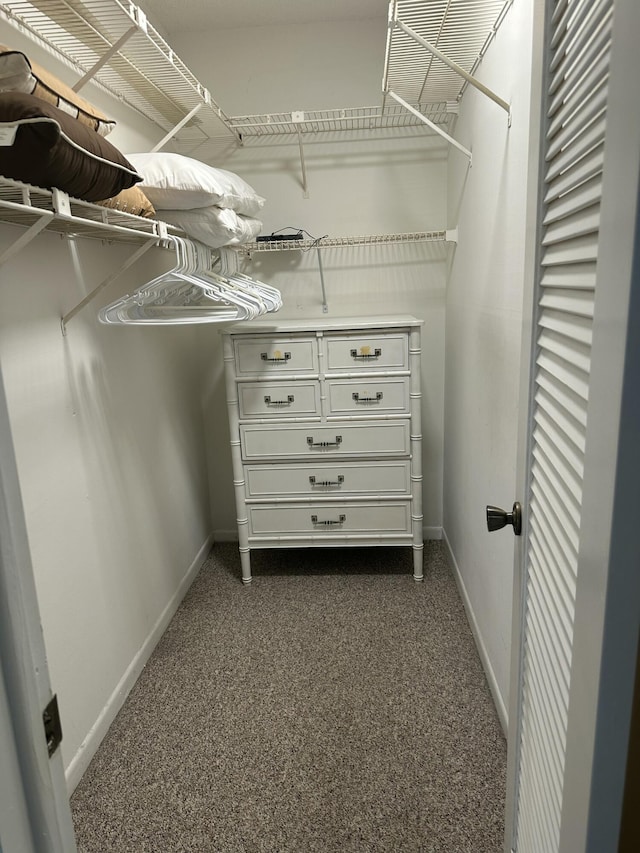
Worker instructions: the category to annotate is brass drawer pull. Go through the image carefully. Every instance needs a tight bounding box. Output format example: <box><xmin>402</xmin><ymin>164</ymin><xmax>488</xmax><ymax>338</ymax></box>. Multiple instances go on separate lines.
<box><xmin>311</xmin><ymin>514</ymin><xmax>346</xmax><ymax>526</ymax></box>
<box><xmin>261</xmin><ymin>351</ymin><xmax>291</xmax><ymax>362</ymax></box>
<box><xmin>352</xmin><ymin>391</ymin><xmax>383</xmax><ymax>403</ymax></box>
<box><xmin>307</xmin><ymin>435</ymin><xmax>342</xmax><ymax>449</ymax></box>
<box><xmin>350</xmin><ymin>347</ymin><xmax>381</xmax><ymax>360</ymax></box>
<box><xmin>264</xmin><ymin>394</ymin><xmax>294</xmax><ymax>406</ymax></box>
<box><xmin>309</xmin><ymin>475</ymin><xmax>344</xmax><ymax>487</ymax></box>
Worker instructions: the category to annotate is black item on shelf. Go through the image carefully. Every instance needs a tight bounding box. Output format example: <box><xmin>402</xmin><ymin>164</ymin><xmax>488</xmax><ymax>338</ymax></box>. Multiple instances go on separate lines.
<box><xmin>256</xmin><ymin>233</ymin><xmax>304</xmax><ymax>242</ymax></box>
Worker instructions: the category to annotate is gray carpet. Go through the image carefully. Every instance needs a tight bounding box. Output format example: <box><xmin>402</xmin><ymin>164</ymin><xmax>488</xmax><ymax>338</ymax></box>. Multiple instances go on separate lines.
<box><xmin>71</xmin><ymin>542</ymin><xmax>507</xmax><ymax>852</ymax></box>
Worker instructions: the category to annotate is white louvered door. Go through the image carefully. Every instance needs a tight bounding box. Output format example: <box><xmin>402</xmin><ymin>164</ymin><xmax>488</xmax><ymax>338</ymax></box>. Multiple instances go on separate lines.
<box><xmin>505</xmin><ymin>0</ymin><xmax>627</xmax><ymax>851</ymax></box>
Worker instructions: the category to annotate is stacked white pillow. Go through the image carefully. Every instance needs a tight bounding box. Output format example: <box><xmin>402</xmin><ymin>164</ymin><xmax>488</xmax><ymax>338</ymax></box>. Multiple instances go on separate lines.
<box><xmin>127</xmin><ymin>152</ymin><xmax>264</xmax><ymax>249</ymax></box>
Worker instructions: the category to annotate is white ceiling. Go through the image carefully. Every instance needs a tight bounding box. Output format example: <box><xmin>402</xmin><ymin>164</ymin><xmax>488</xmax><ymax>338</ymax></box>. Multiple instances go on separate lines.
<box><xmin>138</xmin><ymin>0</ymin><xmax>389</xmax><ymax>35</ymax></box>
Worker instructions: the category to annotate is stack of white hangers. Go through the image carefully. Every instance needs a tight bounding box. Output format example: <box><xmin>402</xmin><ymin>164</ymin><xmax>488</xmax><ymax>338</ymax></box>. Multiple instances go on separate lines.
<box><xmin>98</xmin><ymin>236</ymin><xmax>282</xmax><ymax>325</ymax></box>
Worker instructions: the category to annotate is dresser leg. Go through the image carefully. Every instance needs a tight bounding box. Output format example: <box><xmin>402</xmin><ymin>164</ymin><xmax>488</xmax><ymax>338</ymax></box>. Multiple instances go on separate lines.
<box><xmin>412</xmin><ymin>544</ymin><xmax>424</xmax><ymax>581</ymax></box>
<box><xmin>240</xmin><ymin>547</ymin><xmax>252</xmax><ymax>584</ymax></box>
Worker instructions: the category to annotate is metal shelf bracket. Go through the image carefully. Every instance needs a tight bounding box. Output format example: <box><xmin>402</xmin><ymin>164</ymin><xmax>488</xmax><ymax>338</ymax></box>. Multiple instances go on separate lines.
<box><xmin>316</xmin><ymin>247</ymin><xmax>328</xmax><ymax>313</ymax></box>
<box><xmin>0</xmin><ymin>211</ymin><xmax>52</xmax><ymax>267</ymax></box>
<box><xmin>292</xmin><ymin>113</ymin><xmax>310</xmax><ymax>198</ymax></box>
<box><xmin>71</xmin><ymin>21</ymin><xmax>140</xmax><ymax>93</ymax></box>
<box><xmin>61</xmin><ymin>236</ymin><xmax>159</xmax><ymax>335</ymax></box>
<box><xmin>386</xmin><ymin>90</ymin><xmax>472</xmax><ymax>163</ymax></box>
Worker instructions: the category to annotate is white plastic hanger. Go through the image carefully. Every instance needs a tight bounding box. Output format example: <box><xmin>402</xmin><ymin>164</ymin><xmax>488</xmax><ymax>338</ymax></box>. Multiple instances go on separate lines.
<box><xmin>98</xmin><ymin>236</ymin><xmax>281</xmax><ymax>326</ymax></box>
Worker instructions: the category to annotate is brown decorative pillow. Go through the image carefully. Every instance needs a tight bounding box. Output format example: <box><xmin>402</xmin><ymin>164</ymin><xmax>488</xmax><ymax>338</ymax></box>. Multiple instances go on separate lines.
<box><xmin>0</xmin><ymin>92</ymin><xmax>141</xmax><ymax>202</ymax></box>
<box><xmin>0</xmin><ymin>44</ymin><xmax>116</xmax><ymax>136</ymax></box>
<box><xmin>96</xmin><ymin>186</ymin><xmax>156</xmax><ymax>218</ymax></box>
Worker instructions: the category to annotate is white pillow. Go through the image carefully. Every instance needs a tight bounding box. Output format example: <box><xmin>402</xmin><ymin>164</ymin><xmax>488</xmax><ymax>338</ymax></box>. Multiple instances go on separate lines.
<box><xmin>127</xmin><ymin>152</ymin><xmax>265</xmax><ymax>217</ymax></box>
<box><xmin>159</xmin><ymin>205</ymin><xmax>263</xmax><ymax>249</ymax></box>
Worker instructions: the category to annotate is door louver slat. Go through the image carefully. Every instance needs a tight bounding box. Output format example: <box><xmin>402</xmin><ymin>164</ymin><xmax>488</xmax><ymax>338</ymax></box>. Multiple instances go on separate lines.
<box><xmin>547</xmin><ymin>53</ymin><xmax>608</xmax><ymax>133</ymax></box>
<box><xmin>536</xmin><ymin>368</ymin><xmax>588</xmax><ymax>427</ymax></box>
<box><xmin>537</xmin><ymin>328</ymin><xmax>591</xmax><ymax>373</ymax></box>
<box><xmin>549</xmin><ymin>4</ymin><xmax>612</xmax><ymax>95</ymax></box>
<box><xmin>544</xmin><ymin>177</ymin><xmax>602</xmax><ymax>225</ymax></box>
<box><xmin>531</xmin><ymin>485</ymin><xmax>580</xmax><ymax>569</ymax></box>
<box><xmin>540</xmin><ymin>262</ymin><xmax>597</xmax><ymax>290</ymax></box>
<box><xmin>535</xmin><ymin>409</ymin><xmax>585</xmax><ymax>478</ymax></box>
<box><xmin>532</xmin><ymin>425</ymin><xmax>583</xmax><ymax>503</ymax></box>
<box><xmin>546</xmin><ymin>107</ymin><xmax>607</xmax><ymax>169</ymax></box>
<box><xmin>529</xmin><ymin>527</ymin><xmax>576</xmax><ymax>638</ymax></box>
<box><xmin>536</xmin><ymin>351</ymin><xmax>589</xmax><ymax>402</ymax></box>
<box><xmin>535</xmin><ymin>387</ymin><xmax>587</xmax><ymax>456</ymax></box>
<box><xmin>524</xmin><ymin>636</ymin><xmax>568</xmax><ymax>765</ymax></box>
<box><xmin>542</xmin><ymin>204</ymin><xmax>600</xmax><ymax>246</ymax></box>
<box><xmin>538</xmin><ymin>309</ymin><xmax>593</xmax><ymax>345</ymax></box>
<box><xmin>541</xmin><ymin>232</ymin><xmax>599</xmax><ymax>265</ymax></box>
<box><xmin>538</xmin><ymin>294</ymin><xmax>595</xmax><ymax>322</ymax></box>
<box><xmin>544</xmin><ymin>146</ymin><xmax>604</xmax><ymax>204</ymax></box>
<box><xmin>528</xmin><ymin>538</ymin><xmax>574</xmax><ymax>664</ymax></box>
<box><xmin>515</xmin><ymin>0</ymin><xmax>610</xmax><ymax>847</ymax></box>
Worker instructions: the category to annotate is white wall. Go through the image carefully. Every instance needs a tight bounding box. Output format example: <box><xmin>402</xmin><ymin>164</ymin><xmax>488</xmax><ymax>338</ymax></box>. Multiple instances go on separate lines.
<box><xmin>0</xmin><ymin>21</ymin><xmax>212</xmax><ymax>786</ymax></box>
<box><xmin>444</xmin><ymin>0</ymin><xmax>535</xmax><ymax>724</ymax></box>
<box><xmin>171</xmin><ymin>18</ymin><xmax>449</xmax><ymax>537</ymax></box>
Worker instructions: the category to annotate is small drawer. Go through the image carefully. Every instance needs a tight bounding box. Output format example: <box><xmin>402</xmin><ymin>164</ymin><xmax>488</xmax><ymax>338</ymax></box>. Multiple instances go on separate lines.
<box><xmin>238</xmin><ymin>381</ymin><xmax>320</xmax><ymax>418</ymax></box>
<box><xmin>324</xmin><ymin>332</ymin><xmax>408</xmax><ymax>373</ymax></box>
<box><xmin>233</xmin><ymin>336</ymin><xmax>318</xmax><ymax>376</ymax></box>
<box><xmin>327</xmin><ymin>377</ymin><xmax>410</xmax><ymax>416</ymax></box>
<box><xmin>244</xmin><ymin>461</ymin><xmax>411</xmax><ymax>497</ymax></box>
<box><xmin>247</xmin><ymin>501</ymin><xmax>412</xmax><ymax>536</ymax></box>
<box><xmin>240</xmin><ymin>420</ymin><xmax>411</xmax><ymax>461</ymax></box>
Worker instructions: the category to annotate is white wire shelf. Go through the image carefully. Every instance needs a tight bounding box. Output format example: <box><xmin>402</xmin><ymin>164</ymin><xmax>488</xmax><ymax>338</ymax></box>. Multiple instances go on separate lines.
<box><xmin>0</xmin><ymin>0</ymin><xmax>240</xmax><ymax>144</ymax></box>
<box><xmin>383</xmin><ymin>0</ymin><xmax>513</xmax><ymax>105</ymax></box>
<box><xmin>0</xmin><ymin>0</ymin><xmax>513</xmax><ymax>157</ymax></box>
<box><xmin>229</xmin><ymin>102</ymin><xmax>457</xmax><ymax>138</ymax></box>
<box><xmin>242</xmin><ymin>231</ymin><xmax>456</xmax><ymax>253</ymax></box>
<box><xmin>0</xmin><ymin>175</ymin><xmax>182</xmax><ymax>249</ymax></box>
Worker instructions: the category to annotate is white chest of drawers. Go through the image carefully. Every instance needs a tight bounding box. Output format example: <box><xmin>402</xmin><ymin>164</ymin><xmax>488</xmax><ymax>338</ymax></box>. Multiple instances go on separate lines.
<box><xmin>221</xmin><ymin>316</ymin><xmax>424</xmax><ymax>583</ymax></box>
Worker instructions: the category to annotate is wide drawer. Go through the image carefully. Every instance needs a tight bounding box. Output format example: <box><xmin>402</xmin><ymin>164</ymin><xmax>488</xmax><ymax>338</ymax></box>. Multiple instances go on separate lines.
<box><xmin>326</xmin><ymin>376</ymin><xmax>409</xmax><ymax>416</ymax></box>
<box><xmin>233</xmin><ymin>335</ymin><xmax>318</xmax><ymax>376</ymax></box>
<box><xmin>238</xmin><ymin>381</ymin><xmax>320</xmax><ymax>418</ymax></box>
<box><xmin>240</xmin><ymin>420</ymin><xmax>410</xmax><ymax>461</ymax></box>
<box><xmin>244</xmin><ymin>460</ymin><xmax>411</xmax><ymax>497</ymax></box>
<box><xmin>324</xmin><ymin>332</ymin><xmax>408</xmax><ymax>373</ymax></box>
<box><xmin>247</xmin><ymin>501</ymin><xmax>412</xmax><ymax>536</ymax></box>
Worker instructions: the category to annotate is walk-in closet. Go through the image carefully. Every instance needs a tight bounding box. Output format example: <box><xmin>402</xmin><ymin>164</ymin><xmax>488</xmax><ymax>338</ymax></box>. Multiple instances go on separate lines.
<box><xmin>1</xmin><ymin>1</ymin><xmax>639</xmax><ymax>852</ymax></box>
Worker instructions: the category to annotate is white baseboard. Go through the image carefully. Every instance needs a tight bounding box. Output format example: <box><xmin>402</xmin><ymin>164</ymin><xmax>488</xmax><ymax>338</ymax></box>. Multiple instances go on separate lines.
<box><xmin>442</xmin><ymin>528</ymin><xmax>508</xmax><ymax>734</ymax></box>
<box><xmin>65</xmin><ymin>534</ymin><xmax>214</xmax><ymax>793</ymax></box>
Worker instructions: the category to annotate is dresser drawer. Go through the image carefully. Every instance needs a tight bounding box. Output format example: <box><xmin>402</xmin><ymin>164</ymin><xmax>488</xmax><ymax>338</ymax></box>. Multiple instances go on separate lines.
<box><xmin>324</xmin><ymin>332</ymin><xmax>408</xmax><ymax>373</ymax></box>
<box><xmin>326</xmin><ymin>377</ymin><xmax>410</xmax><ymax>416</ymax></box>
<box><xmin>247</xmin><ymin>501</ymin><xmax>412</xmax><ymax>536</ymax></box>
<box><xmin>233</xmin><ymin>336</ymin><xmax>318</xmax><ymax>376</ymax></box>
<box><xmin>240</xmin><ymin>420</ymin><xmax>411</xmax><ymax>461</ymax></box>
<box><xmin>244</xmin><ymin>461</ymin><xmax>411</xmax><ymax>497</ymax></box>
<box><xmin>238</xmin><ymin>381</ymin><xmax>320</xmax><ymax>418</ymax></box>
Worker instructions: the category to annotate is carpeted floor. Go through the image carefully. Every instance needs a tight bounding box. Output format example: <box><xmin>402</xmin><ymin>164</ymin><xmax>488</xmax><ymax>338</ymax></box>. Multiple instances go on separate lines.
<box><xmin>70</xmin><ymin>542</ymin><xmax>507</xmax><ymax>853</ymax></box>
